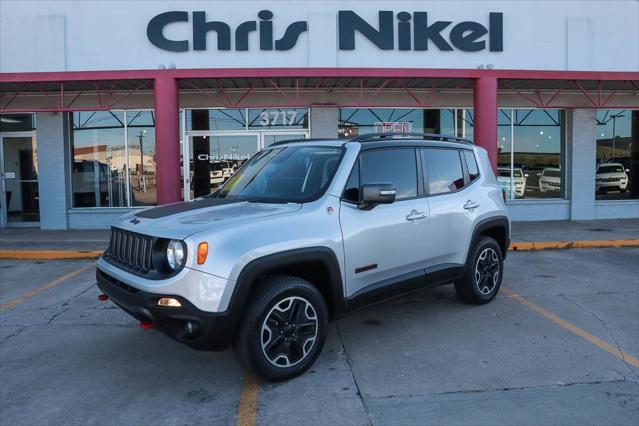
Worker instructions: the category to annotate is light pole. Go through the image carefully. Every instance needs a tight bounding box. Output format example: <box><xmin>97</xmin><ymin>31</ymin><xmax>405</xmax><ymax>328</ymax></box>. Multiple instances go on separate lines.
<box><xmin>138</xmin><ymin>130</ymin><xmax>146</xmax><ymax>190</ymax></box>
<box><xmin>610</xmin><ymin>113</ymin><xmax>625</xmax><ymax>159</ymax></box>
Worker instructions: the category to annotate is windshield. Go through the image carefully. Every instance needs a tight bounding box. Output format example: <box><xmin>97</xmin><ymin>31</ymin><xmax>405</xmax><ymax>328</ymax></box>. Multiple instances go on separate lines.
<box><xmin>598</xmin><ymin>165</ymin><xmax>624</xmax><ymax>173</ymax></box>
<box><xmin>543</xmin><ymin>169</ymin><xmax>561</xmax><ymax>177</ymax></box>
<box><xmin>211</xmin><ymin>146</ymin><xmax>343</xmax><ymax>203</ymax></box>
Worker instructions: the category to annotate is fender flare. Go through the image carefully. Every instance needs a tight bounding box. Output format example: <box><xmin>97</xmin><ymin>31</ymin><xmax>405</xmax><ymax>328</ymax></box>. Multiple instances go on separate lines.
<box><xmin>466</xmin><ymin>216</ymin><xmax>511</xmax><ymax>265</ymax></box>
<box><xmin>223</xmin><ymin>247</ymin><xmax>346</xmax><ymax>336</ymax></box>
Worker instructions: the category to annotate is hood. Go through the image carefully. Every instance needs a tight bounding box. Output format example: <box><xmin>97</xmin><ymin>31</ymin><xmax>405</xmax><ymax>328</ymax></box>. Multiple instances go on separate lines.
<box><xmin>111</xmin><ymin>198</ymin><xmax>302</xmax><ymax>239</ymax></box>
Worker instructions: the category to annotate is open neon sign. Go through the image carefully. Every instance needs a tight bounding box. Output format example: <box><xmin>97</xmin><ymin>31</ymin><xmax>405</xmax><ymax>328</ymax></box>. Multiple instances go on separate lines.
<box><xmin>374</xmin><ymin>122</ymin><xmax>412</xmax><ymax>133</ymax></box>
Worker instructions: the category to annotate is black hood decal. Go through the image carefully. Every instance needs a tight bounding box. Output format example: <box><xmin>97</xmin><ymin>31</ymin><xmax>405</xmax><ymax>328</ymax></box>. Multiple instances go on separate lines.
<box><xmin>135</xmin><ymin>198</ymin><xmax>244</xmax><ymax>219</ymax></box>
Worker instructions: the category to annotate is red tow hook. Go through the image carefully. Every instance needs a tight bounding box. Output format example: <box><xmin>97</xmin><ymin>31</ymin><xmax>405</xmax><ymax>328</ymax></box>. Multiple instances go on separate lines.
<box><xmin>98</xmin><ymin>294</ymin><xmax>108</xmax><ymax>301</ymax></box>
<box><xmin>139</xmin><ymin>321</ymin><xmax>154</xmax><ymax>330</ymax></box>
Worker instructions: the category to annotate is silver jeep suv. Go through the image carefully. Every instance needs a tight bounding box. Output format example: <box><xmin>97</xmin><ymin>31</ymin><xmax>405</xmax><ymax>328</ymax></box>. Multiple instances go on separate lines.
<box><xmin>96</xmin><ymin>133</ymin><xmax>510</xmax><ymax>381</ymax></box>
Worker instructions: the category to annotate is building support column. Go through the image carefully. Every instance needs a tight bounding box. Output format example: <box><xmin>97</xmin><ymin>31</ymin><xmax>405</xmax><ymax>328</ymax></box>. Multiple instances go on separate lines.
<box><xmin>473</xmin><ymin>77</ymin><xmax>498</xmax><ymax>172</ymax></box>
<box><xmin>310</xmin><ymin>106</ymin><xmax>338</xmax><ymax>139</ymax></box>
<box><xmin>568</xmin><ymin>108</ymin><xmax>597</xmax><ymax>220</ymax></box>
<box><xmin>154</xmin><ymin>77</ymin><xmax>181</xmax><ymax>205</ymax></box>
<box><xmin>36</xmin><ymin>112</ymin><xmax>69</xmax><ymax>229</ymax></box>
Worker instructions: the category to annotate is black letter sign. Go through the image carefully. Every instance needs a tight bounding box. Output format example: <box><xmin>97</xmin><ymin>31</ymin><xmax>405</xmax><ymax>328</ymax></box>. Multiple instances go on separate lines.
<box><xmin>339</xmin><ymin>10</ymin><xmax>394</xmax><ymax>50</ymax></box>
<box><xmin>147</xmin><ymin>11</ymin><xmax>190</xmax><ymax>52</ymax></box>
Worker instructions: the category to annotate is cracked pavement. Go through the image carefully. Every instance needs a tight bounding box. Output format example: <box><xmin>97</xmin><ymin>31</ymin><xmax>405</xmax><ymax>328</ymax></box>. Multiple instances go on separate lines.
<box><xmin>1</xmin><ymin>248</ymin><xmax>638</xmax><ymax>425</ymax></box>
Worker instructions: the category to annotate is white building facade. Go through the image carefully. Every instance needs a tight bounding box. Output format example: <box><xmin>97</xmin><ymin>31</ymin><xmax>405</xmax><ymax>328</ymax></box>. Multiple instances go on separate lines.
<box><xmin>0</xmin><ymin>0</ymin><xmax>637</xmax><ymax>228</ymax></box>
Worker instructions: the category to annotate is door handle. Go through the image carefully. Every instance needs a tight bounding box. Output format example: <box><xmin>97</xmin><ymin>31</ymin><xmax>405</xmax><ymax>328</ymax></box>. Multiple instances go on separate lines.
<box><xmin>406</xmin><ymin>209</ymin><xmax>428</xmax><ymax>221</ymax></box>
<box><xmin>463</xmin><ymin>200</ymin><xmax>480</xmax><ymax>211</ymax></box>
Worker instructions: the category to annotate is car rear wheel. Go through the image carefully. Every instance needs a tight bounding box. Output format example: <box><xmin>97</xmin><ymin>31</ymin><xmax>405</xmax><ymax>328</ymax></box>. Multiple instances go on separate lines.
<box><xmin>455</xmin><ymin>236</ymin><xmax>504</xmax><ymax>305</ymax></box>
<box><xmin>234</xmin><ymin>275</ymin><xmax>328</xmax><ymax>382</ymax></box>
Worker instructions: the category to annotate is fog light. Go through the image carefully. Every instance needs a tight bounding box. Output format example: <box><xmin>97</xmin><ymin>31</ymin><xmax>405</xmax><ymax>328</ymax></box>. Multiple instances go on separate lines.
<box><xmin>158</xmin><ymin>297</ymin><xmax>182</xmax><ymax>307</ymax></box>
<box><xmin>185</xmin><ymin>321</ymin><xmax>198</xmax><ymax>336</ymax></box>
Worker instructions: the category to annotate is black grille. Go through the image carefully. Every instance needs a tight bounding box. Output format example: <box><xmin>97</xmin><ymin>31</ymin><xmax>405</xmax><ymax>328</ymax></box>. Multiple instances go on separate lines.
<box><xmin>106</xmin><ymin>228</ymin><xmax>154</xmax><ymax>273</ymax></box>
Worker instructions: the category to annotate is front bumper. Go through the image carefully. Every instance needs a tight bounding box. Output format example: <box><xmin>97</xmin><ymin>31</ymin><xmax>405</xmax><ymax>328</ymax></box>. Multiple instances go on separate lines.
<box><xmin>96</xmin><ymin>268</ymin><xmax>236</xmax><ymax>350</ymax></box>
<box><xmin>596</xmin><ymin>181</ymin><xmax>628</xmax><ymax>190</ymax></box>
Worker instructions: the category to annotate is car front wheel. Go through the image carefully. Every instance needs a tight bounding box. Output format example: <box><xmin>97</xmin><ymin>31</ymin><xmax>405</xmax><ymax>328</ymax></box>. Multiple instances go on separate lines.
<box><xmin>455</xmin><ymin>236</ymin><xmax>504</xmax><ymax>304</ymax></box>
<box><xmin>234</xmin><ymin>276</ymin><xmax>328</xmax><ymax>382</ymax></box>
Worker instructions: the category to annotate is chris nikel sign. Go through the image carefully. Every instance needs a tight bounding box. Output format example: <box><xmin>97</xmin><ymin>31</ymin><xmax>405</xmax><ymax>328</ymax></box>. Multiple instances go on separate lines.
<box><xmin>147</xmin><ymin>10</ymin><xmax>503</xmax><ymax>53</ymax></box>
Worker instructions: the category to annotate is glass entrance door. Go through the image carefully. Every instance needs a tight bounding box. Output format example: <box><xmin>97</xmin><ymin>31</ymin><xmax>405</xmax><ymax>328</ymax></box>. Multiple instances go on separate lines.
<box><xmin>183</xmin><ymin>131</ymin><xmax>309</xmax><ymax>201</ymax></box>
<box><xmin>185</xmin><ymin>133</ymin><xmax>260</xmax><ymax>200</ymax></box>
<box><xmin>261</xmin><ymin>132</ymin><xmax>309</xmax><ymax>148</ymax></box>
<box><xmin>0</xmin><ymin>135</ymin><xmax>39</xmax><ymax>226</ymax></box>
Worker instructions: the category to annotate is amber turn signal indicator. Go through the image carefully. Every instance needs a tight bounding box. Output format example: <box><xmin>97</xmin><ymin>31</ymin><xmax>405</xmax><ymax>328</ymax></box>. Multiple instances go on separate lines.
<box><xmin>197</xmin><ymin>242</ymin><xmax>209</xmax><ymax>265</ymax></box>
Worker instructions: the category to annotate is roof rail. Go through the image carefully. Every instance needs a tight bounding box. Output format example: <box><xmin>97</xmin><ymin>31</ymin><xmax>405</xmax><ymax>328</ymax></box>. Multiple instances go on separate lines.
<box><xmin>270</xmin><ymin>138</ymin><xmax>335</xmax><ymax>146</ymax></box>
<box><xmin>349</xmin><ymin>132</ymin><xmax>473</xmax><ymax>145</ymax></box>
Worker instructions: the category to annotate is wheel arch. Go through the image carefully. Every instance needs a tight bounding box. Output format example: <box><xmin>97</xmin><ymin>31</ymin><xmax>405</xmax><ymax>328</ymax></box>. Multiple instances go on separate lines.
<box><xmin>224</xmin><ymin>247</ymin><xmax>346</xmax><ymax>338</ymax></box>
<box><xmin>467</xmin><ymin>216</ymin><xmax>510</xmax><ymax>264</ymax></box>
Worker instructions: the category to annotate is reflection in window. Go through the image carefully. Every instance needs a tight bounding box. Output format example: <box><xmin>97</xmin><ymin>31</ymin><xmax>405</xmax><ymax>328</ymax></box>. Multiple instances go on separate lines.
<box><xmin>70</xmin><ymin>111</ymin><xmax>127</xmax><ymax>207</ymax></box>
<box><xmin>339</xmin><ymin>109</ymin><xmax>425</xmax><ymax>138</ymax></box>
<box><xmin>422</xmin><ymin>149</ymin><xmax>465</xmax><ymax>194</ymax></box>
<box><xmin>338</xmin><ymin>108</ymin><xmax>475</xmax><ymax>140</ymax></box>
<box><xmin>248</xmin><ymin>108</ymin><xmax>309</xmax><ymax>129</ymax></box>
<box><xmin>0</xmin><ymin>114</ymin><xmax>35</xmax><ymax>132</ymax></box>
<box><xmin>127</xmin><ymin>111</ymin><xmax>156</xmax><ymax>206</ymax></box>
<box><xmin>497</xmin><ymin>109</ymin><xmax>565</xmax><ymax>200</ymax></box>
<box><xmin>190</xmin><ymin>135</ymin><xmax>259</xmax><ymax>198</ymax></box>
<box><xmin>360</xmin><ymin>149</ymin><xmax>417</xmax><ymax>199</ymax></box>
<box><xmin>70</xmin><ymin>110</ymin><xmax>159</xmax><ymax>208</ymax></box>
<box><xmin>187</xmin><ymin>109</ymin><xmax>247</xmax><ymax>131</ymax></box>
<box><xmin>596</xmin><ymin>110</ymin><xmax>638</xmax><ymax>200</ymax></box>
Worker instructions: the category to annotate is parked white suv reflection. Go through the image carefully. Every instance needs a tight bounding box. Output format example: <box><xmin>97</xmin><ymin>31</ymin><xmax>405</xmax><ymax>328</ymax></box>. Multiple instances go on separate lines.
<box><xmin>539</xmin><ymin>167</ymin><xmax>561</xmax><ymax>193</ymax></box>
<box><xmin>596</xmin><ymin>163</ymin><xmax>628</xmax><ymax>193</ymax></box>
<box><xmin>497</xmin><ymin>167</ymin><xmax>526</xmax><ymax>198</ymax></box>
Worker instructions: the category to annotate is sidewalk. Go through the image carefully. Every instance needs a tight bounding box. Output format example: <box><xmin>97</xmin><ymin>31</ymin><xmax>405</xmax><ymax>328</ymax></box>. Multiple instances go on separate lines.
<box><xmin>0</xmin><ymin>219</ymin><xmax>637</xmax><ymax>257</ymax></box>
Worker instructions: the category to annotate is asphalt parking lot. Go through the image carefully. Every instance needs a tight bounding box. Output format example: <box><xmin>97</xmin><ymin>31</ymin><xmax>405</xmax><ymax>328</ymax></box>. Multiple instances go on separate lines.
<box><xmin>1</xmin><ymin>248</ymin><xmax>638</xmax><ymax>426</ymax></box>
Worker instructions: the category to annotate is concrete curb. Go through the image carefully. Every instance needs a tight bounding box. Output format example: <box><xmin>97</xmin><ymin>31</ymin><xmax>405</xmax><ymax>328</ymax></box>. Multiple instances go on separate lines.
<box><xmin>0</xmin><ymin>250</ymin><xmax>103</xmax><ymax>260</ymax></box>
<box><xmin>509</xmin><ymin>239</ymin><xmax>639</xmax><ymax>251</ymax></box>
<box><xmin>1</xmin><ymin>239</ymin><xmax>638</xmax><ymax>260</ymax></box>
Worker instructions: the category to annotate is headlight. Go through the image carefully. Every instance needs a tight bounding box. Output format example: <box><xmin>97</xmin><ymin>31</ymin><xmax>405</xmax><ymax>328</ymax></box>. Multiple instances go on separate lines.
<box><xmin>166</xmin><ymin>239</ymin><xmax>185</xmax><ymax>270</ymax></box>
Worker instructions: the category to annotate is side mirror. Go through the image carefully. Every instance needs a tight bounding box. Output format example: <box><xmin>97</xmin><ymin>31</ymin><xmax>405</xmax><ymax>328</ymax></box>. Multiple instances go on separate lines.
<box><xmin>359</xmin><ymin>183</ymin><xmax>396</xmax><ymax>209</ymax></box>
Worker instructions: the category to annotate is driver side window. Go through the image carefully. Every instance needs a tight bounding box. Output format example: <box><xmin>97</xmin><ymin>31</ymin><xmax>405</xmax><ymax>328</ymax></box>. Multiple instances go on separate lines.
<box><xmin>360</xmin><ymin>149</ymin><xmax>418</xmax><ymax>200</ymax></box>
<box><xmin>342</xmin><ymin>148</ymin><xmax>418</xmax><ymax>202</ymax></box>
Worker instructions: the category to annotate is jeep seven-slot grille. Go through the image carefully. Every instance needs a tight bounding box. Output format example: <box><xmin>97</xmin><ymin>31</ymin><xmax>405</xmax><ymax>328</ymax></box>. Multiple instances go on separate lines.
<box><xmin>107</xmin><ymin>228</ymin><xmax>154</xmax><ymax>273</ymax></box>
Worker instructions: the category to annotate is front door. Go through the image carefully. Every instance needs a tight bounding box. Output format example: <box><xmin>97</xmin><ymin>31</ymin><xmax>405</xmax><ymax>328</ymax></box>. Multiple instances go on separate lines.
<box><xmin>0</xmin><ymin>135</ymin><xmax>40</xmax><ymax>226</ymax></box>
<box><xmin>339</xmin><ymin>148</ymin><xmax>429</xmax><ymax>299</ymax></box>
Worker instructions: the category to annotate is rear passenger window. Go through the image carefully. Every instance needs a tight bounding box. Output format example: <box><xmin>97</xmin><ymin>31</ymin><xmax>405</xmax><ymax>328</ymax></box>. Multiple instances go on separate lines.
<box><xmin>422</xmin><ymin>149</ymin><xmax>465</xmax><ymax>195</ymax></box>
<box><xmin>360</xmin><ymin>149</ymin><xmax>418</xmax><ymax>200</ymax></box>
<box><xmin>463</xmin><ymin>150</ymin><xmax>480</xmax><ymax>182</ymax></box>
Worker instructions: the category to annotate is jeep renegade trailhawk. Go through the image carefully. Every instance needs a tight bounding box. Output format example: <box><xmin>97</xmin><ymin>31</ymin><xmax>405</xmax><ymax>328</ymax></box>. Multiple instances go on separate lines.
<box><xmin>97</xmin><ymin>133</ymin><xmax>510</xmax><ymax>381</ymax></box>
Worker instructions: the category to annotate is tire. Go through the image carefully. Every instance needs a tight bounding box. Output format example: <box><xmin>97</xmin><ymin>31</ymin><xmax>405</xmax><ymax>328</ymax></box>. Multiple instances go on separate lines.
<box><xmin>455</xmin><ymin>236</ymin><xmax>504</xmax><ymax>305</ymax></box>
<box><xmin>234</xmin><ymin>275</ymin><xmax>328</xmax><ymax>382</ymax></box>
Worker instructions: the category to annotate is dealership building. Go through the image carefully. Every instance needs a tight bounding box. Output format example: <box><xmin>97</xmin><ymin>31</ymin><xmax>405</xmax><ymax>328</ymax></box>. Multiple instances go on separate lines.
<box><xmin>0</xmin><ymin>0</ymin><xmax>637</xmax><ymax>229</ymax></box>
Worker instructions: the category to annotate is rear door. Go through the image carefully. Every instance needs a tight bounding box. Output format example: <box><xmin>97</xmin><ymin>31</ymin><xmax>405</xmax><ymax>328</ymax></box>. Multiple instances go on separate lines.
<box><xmin>422</xmin><ymin>148</ymin><xmax>480</xmax><ymax>267</ymax></box>
<box><xmin>339</xmin><ymin>148</ymin><xmax>429</xmax><ymax>298</ymax></box>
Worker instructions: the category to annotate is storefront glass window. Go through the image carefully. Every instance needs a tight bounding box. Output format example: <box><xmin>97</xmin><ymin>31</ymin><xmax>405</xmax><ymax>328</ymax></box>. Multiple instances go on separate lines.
<box><xmin>70</xmin><ymin>111</ymin><xmax>127</xmax><ymax>207</ymax></box>
<box><xmin>126</xmin><ymin>111</ymin><xmax>156</xmax><ymax>206</ymax></box>
<box><xmin>596</xmin><ymin>110</ymin><xmax>638</xmax><ymax>200</ymax></box>
<box><xmin>338</xmin><ymin>109</ymin><xmax>425</xmax><ymax>138</ymax></box>
<box><xmin>247</xmin><ymin>108</ymin><xmax>309</xmax><ymax>129</ymax></box>
<box><xmin>187</xmin><ymin>109</ymin><xmax>247</xmax><ymax>131</ymax></box>
<box><xmin>0</xmin><ymin>114</ymin><xmax>35</xmax><ymax>132</ymax></box>
<box><xmin>497</xmin><ymin>109</ymin><xmax>565</xmax><ymax>200</ymax></box>
<box><xmin>338</xmin><ymin>108</ymin><xmax>475</xmax><ymax>140</ymax></box>
<box><xmin>70</xmin><ymin>110</ymin><xmax>158</xmax><ymax>208</ymax></box>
